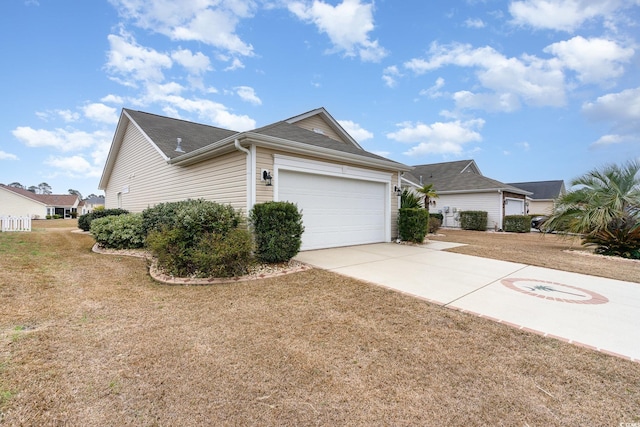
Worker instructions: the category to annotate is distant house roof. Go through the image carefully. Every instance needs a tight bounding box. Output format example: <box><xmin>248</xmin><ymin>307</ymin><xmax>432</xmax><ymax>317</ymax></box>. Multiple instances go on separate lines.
<box><xmin>507</xmin><ymin>180</ymin><xmax>565</xmax><ymax>200</ymax></box>
<box><xmin>403</xmin><ymin>160</ymin><xmax>530</xmax><ymax>195</ymax></box>
<box><xmin>0</xmin><ymin>184</ymin><xmax>80</xmax><ymax>207</ymax></box>
<box><xmin>85</xmin><ymin>195</ymin><xmax>105</xmax><ymax>205</ymax></box>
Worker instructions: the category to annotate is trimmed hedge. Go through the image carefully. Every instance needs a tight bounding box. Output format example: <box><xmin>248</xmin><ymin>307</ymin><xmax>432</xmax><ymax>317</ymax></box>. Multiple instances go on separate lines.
<box><xmin>399</xmin><ymin>208</ymin><xmax>428</xmax><ymax>243</ymax></box>
<box><xmin>90</xmin><ymin>213</ymin><xmax>145</xmax><ymax>249</ymax></box>
<box><xmin>428</xmin><ymin>217</ymin><xmax>442</xmax><ymax>234</ymax></box>
<box><xmin>460</xmin><ymin>211</ymin><xmax>488</xmax><ymax>231</ymax></box>
<box><xmin>504</xmin><ymin>215</ymin><xmax>531</xmax><ymax>233</ymax></box>
<box><xmin>141</xmin><ymin>199</ymin><xmax>240</xmax><ymax>237</ymax></box>
<box><xmin>78</xmin><ymin>208</ymin><xmax>129</xmax><ymax>231</ymax></box>
<box><xmin>249</xmin><ymin>201</ymin><xmax>304</xmax><ymax>263</ymax></box>
<box><xmin>143</xmin><ymin>200</ymin><xmax>249</xmax><ymax>277</ymax></box>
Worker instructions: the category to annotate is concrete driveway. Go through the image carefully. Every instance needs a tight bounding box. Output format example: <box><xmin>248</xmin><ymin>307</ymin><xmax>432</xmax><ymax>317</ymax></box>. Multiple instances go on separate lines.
<box><xmin>294</xmin><ymin>242</ymin><xmax>640</xmax><ymax>362</ymax></box>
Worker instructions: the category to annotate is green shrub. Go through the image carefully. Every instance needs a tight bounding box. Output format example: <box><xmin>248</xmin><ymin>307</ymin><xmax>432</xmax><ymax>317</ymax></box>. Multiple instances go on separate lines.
<box><xmin>141</xmin><ymin>199</ymin><xmax>240</xmax><ymax>238</ymax></box>
<box><xmin>398</xmin><ymin>208</ymin><xmax>428</xmax><ymax>243</ymax></box>
<box><xmin>400</xmin><ymin>189</ymin><xmax>421</xmax><ymax>209</ymax></box>
<box><xmin>90</xmin><ymin>213</ymin><xmax>145</xmax><ymax>249</ymax></box>
<box><xmin>428</xmin><ymin>216</ymin><xmax>442</xmax><ymax>234</ymax></box>
<box><xmin>583</xmin><ymin>219</ymin><xmax>640</xmax><ymax>259</ymax></box>
<box><xmin>191</xmin><ymin>228</ymin><xmax>254</xmax><ymax>277</ymax></box>
<box><xmin>460</xmin><ymin>211</ymin><xmax>488</xmax><ymax>231</ymax></box>
<box><xmin>429</xmin><ymin>212</ymin><xmax>444</xmax><ymax>221</ymax></box>
<box><xmin>504</xmin><ymin>215</ymin><xmax>531</xmax><ymax>233</ymax></box>
<box><xmin>78</xmin><ymin>208</ymin><xmax>129</xmax><ymax>231</ymax></box>
<box><xmin>249</xmin><ymin>201</ymin><xmax>304</xmax><ymax>263</ymax></box>
<box><xmin>146</xmin><ymin>227</ymin><xmax>192</xmax><ymax>277</ymax></box>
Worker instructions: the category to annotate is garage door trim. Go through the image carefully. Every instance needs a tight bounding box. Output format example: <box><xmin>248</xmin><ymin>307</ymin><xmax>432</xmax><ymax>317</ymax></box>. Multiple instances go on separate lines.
<box><xmin>273</xmin><ymin>154</ymin><xmax>393</xmax><ymax>248</ymax></box>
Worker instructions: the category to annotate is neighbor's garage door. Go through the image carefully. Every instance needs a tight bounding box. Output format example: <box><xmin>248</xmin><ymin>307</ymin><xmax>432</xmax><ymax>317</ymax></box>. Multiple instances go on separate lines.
<box><xmin>278</xmin><ymin>170</ymin><xmax>386</xmax><ymax>250</ymax></box>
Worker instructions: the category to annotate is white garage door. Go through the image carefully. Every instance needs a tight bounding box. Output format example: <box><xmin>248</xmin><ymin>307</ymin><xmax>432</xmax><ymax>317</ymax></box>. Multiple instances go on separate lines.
<box><xmin>278</xmin><ymin>170</ymin><xmax>387</xmax><ymax>250</ymax></box>
<box><xmin>505</xmin><ymin>198</ymin><xmax>525</xmax><ymax>216</ymax></box>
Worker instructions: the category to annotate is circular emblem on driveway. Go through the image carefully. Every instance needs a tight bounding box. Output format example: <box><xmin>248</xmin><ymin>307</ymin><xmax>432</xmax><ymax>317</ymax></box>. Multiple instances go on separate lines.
<box><xmin>501</xmin><ymin>278</ymin><xmax>609</xmax><ymax>304</ymax></box>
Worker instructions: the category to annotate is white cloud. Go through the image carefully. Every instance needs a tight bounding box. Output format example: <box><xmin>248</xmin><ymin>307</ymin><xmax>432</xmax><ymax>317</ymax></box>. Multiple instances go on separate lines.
<box><xmin>0</xmin><ymin>150</ymin><xmax>18</xmax><ymax>160</ymax></box>
<box><xmin>338</xmin><ymin>120</ymin><xmax>373</xmax><ymax>141</ymax></box>
<box><xmin>82</xmin><ymin>103</ymin><xmax>119</xmax><ymax>124</ymax></box>
<box><xmin>405</xmin><ymin>42</ymin><xmax>566</xmax><ymax>111</ymax></box>
<box><xmin>453</xmin><ymin>91</ymin><xmax>521</xmax><ymax>112</ymax></box>
<box><xmin>235</xmin><ymin>86</ymin><xmax>262</xmax><ymax>105</ymax></box>
<box><xmin>508</xmin><ymin>0</ymin><xmax>628</xmax><ymax>32</ymax></box>
<box><xmin>149</xmin><ymin>95</ymin><xmax>256</xmax><ymax>130</ymax></box>
<box><xmin>582</xmin><ymin>87</ymin><xmax>640</xmax><ymax>129</ymax></box>
<box><xmin>106</xmin><ymin>31</ymin><xmax>172</xmax><ymax>85</ymax></box>
<box><xmin>171</xmin><ymin>49</ymin><xmax>212</xmax><ymax>74</ymax></box>
<box><xmin>288</xmin><ymin>0</ymin><xmax>387</xmax><ymax>62</ymax></box>
<box><xmin>382</xmin><ymin>65</ymin><xmax>401</xmax><ymax>88</ymax></box>
<box><xmin>57</xmin><ymin>110</ymin><xmax>80</xmax><ymax>122</ymax></box>
<box><xmin>465</xmin><ymin>18</ymin><xmax>485</xmax><ymax>28</ymax></box>
<box><xmin>387</xmin><ymin>118</ymin><xmax>485</xmax><ymax>156</ymax></box>
<box><xmin>544</xmin><ymin>36</ymin><xmax>634</xmax><ymax>84</ymax></box>
<box><xmin>590</xmin><ymin>134</ymin><xmax>636</xmax><ymax>147</ymax></box>
<box><xmin>224</xmin><ymin>58</ymin><xmax>245</xmax><ymax>71</ymax></box>
<box><xmin>101</xmin><ymin>94</ymin><xmax>125</xmax><ymax>104</ymax></box>
<box><xmin>419</xmin><ymin>77</ymin><xmax>446</xmax><ymax>98</ymax></box>
<box><xmin>12</xmin><ymin>127</ymin><xmax>112</xmax><ymax>152</ymax></box>
<box><xmin>44</xmin><ymin>155</ymin><xmax>104</xmax><ymax>178</ymax></box>
<box><xmin>110</xmin><ymin>0</ymin><xmax>255</xmax><ymax>56</ymax></box>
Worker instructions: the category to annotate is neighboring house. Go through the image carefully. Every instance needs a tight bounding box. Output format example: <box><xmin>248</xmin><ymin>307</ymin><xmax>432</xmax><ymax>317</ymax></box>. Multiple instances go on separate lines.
<box><xmin>507</xmin><ymin>180</ymin><xmax>566</xmax><ymax>215</ymax></box>
<box><xmin>99</xmin><ymin>107</ymin><xmax>412</xmax><ymax>250</ymax></box>
<box><xmin>80</xmin><ymin>195</ymin><xmax>105</xmax><ymax>215</ymax></box>
<box><xmin>0</xmin><ymin>184</ymin><xmax>81</xmax><ymax>219</ymax></box>
<box><xmin>402</xmin><ymin>160</ymin><xmax>531</xmax><ymax>230</ymax></box>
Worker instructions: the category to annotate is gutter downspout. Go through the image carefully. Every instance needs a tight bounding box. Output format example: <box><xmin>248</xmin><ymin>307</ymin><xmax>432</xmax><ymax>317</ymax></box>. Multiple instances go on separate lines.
<box><xmin>234</xmin><ymin>139</ymin><xmax>254</xmax><ymax>213</ymax></box>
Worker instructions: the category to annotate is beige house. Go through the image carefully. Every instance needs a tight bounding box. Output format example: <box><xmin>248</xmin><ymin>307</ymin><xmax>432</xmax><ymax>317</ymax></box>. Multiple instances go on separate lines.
<box><xmin>99</xmin><ymin>108</ymin><xmax>412</xmax><ymax>250</ymax></box>
<box><xmin>0</xmin><ymin>184</ymin><xmax>80</xmax><ymax>219</ymax></box>
<box><xmin>402</xmin><ymin>160</ymin><xmax>532</xmax><ymax>230</ymax></box>
<box><xmin>507</xmin><ymin>180</ymin><xmax>566</xmax><ymax>215</ymax></box>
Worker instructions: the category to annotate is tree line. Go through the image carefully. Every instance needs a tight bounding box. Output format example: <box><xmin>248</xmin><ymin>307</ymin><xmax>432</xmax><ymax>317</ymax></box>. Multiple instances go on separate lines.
<box><xmin>4</xmin><ymin>182</ymin><xmax>101</xmax><ymax>201</ymax></box>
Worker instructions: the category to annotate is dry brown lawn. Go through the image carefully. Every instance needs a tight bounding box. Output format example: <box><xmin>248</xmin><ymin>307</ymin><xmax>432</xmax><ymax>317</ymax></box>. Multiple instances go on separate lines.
<box><xmin>429</xmin><ymin>228</ymin><xmax>640</xmax><ymax>283</ymax></box>
<box><xmin>0</xmin><ymin>220</ymin><xmax>639</xmax><ymax>426</ymax></box>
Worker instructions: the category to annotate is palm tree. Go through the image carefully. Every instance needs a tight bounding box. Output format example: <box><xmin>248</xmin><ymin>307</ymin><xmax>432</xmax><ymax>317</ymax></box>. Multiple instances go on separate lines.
<box><xmin>544</xmin><ymin>160</ymin><xmax>640</xmax><ymax>258</ymax></box>
<box><xmin>415</xmin><ymin>183</ymin><xmax>438</xmax><ymax>213</ymax></box>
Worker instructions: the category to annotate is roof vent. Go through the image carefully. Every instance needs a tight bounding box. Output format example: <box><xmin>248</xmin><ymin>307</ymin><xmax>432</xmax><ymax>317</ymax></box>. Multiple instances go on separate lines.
<box><xmin>175</xmin><ymin>137</ymin><xmax>185</xmax><ymax>153</ymax></box>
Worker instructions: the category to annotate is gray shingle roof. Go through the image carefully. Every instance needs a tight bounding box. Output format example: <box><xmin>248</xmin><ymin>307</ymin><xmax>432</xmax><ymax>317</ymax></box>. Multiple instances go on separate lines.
<box><xmin>124</xmin><ymin>108</ymin><xmax>408</xmax><ymax>168</ymax></box>
<box><xmin>404</xmin><ymin>160</ymin><xmax>529</xmax><ymax>194</ymax></box>
<box><xmin>124</xmin><ymin>109</ymin><xmax>237</xmax><ymax>159</ymax></box>
<box><xmin>252</xmin><ymin>121</ymin><xmax>401</xmax><ymax>165</ymax></box>
<box><xmin>507</xmin><ymin>180</ymin><xmax>565</xmax><ymax>200</ymax></box>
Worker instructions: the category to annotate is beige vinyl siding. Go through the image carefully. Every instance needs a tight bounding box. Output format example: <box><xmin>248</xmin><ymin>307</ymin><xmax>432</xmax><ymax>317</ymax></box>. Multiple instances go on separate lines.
<box><xmin>104</xmin><ymin>122</ymin><xmax>247</xmax><ymax>213</ymax></box>
<box><xmin>0</xmin><ymin>190</ymin><xmax>46</xmax><ymax>218</ymax></box>
<box><xmin>529</xmin><ymin>200</ymin><xmax>554</xmax><ymax>216</ymax></box>
<box><xmin>254</xmin><ymin>146</ymin><xmax>399</xmax><ymax>240</ymax></box>
<box><xmin>436</xmin><ymin>192</ymin><xmax>501</xmax><ymax>229</ymax></box>
<box><xmin>292</xmin><ymin>116</ymin><xmax>344</xmax><ymax>142</ymax></box>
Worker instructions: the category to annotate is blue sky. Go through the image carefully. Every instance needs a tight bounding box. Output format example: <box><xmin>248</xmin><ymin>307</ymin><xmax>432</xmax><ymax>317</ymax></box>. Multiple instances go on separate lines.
<box><xmin>1</xmin><ymin>0</ymin><xmax>639</xmax><ymax>198</ymax></box>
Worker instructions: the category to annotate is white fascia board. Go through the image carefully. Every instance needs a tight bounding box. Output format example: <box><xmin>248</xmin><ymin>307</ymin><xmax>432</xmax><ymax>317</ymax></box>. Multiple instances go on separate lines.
<box><xmin>99</xmin><ymin>109</ymin><xmax>170</xmax><ymax>189</ymax></box>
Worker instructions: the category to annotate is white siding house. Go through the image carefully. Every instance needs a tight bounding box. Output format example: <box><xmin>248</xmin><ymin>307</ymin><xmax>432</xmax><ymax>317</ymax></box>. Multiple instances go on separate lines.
<box><xmin>402</xmin><ymin>160</ymin><xmax>531</xmax><ymax>230</ymax></box>
<box><xmin>99</xmin><ymin>108</ymin><xmax>411</xmax><ymax>250</ymax></box>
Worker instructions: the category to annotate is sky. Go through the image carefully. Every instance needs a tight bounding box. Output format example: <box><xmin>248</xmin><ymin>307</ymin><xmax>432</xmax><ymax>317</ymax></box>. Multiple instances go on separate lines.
<box><xmin>1</xmin><ymin>0</ymin><xmax>639</xmax><ymax>198</ymax></box>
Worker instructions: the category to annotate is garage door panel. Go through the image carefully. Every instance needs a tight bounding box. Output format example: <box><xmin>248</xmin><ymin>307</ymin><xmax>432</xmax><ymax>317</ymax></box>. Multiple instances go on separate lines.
<box><xmin>279</xmin><ymin>170</ymin><xmax>387</xmax><ymax>250</ymax></box>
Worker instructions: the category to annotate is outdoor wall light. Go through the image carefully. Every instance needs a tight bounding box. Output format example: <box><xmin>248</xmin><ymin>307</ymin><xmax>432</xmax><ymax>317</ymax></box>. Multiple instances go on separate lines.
<box><xmin>262</xmin><ymin>170</ymin><xmax>272</xmax><ymax>186</ymax></box>
<box><xmin>393</xmin><ymin>185</ymin><xmax>402</xmax><ymax>196</ymax></box>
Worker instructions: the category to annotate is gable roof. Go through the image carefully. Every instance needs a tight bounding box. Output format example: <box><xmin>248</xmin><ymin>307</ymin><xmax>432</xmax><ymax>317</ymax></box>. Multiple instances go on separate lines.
<box><xmin>403</xmin><ymin>160</ymin><xmax>530</xmax><ymax>195</ymax></box>
<box><xmin>100</xmin><ymin>108</ymin><xmax>411</xmax><ymax>189</ymax></box>
<box><xmin>124</xmin><ymin>109</ymin><xmax>237</xmax><ymax>160</ymax></box>
<box><xmin>0</xmin><ymin>184</ymin><xmax>79</xmax><ymax>207</ymax></box>
<box><xmin>507</xmin><ymin>180</ymin><xmax>565</xmax><ymax>200</ymax></box>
